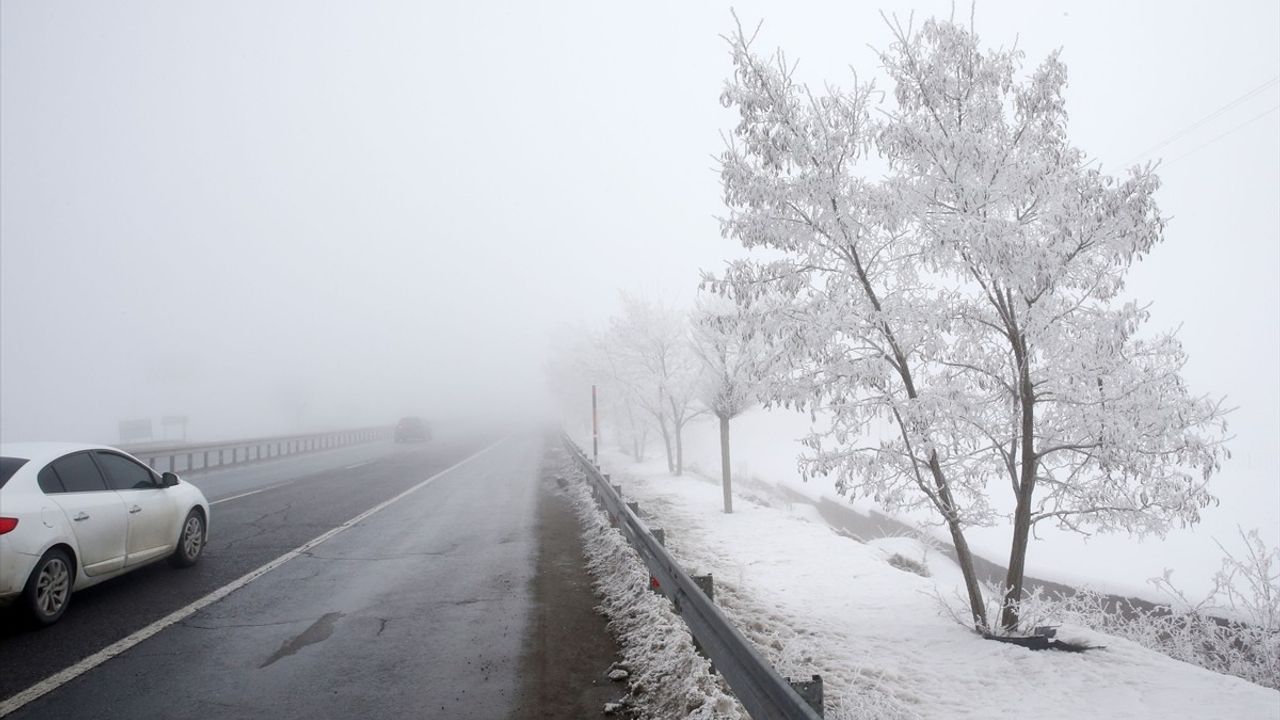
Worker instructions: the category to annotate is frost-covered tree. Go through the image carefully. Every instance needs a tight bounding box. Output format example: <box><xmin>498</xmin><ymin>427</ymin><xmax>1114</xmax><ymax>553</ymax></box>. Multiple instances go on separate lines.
<box><xmin>714</xmin><ymin>16</ymin><xmax>994</xmax><ymax>628</ymax></box>
<box><xmin>877</xmin><ymin>16</ymin><xmax>1229</xmax><ymax>630</ymax></box>
<box><xmin>608</xmin><ymin>295</ymin><xmax>704</xmax><ymax>475</ymax></box>
<box><xmin>592</xmin><ymin>336</ymin><xmax>656</xmax><ymax>462</ymax></box>
<box><xmin>690</xmin><ymin>293</ymin><xmax>776</xmax><ymax>513</ymax></box>
<box><xmin>545</xmin><ymin>324</ymin><xmax>652</xmax><ymax>460</ymax></box>
<box><xmin>714</xmin><ymin>15</ymin><xmax>1229</xmax><ymax>632</ymax></box>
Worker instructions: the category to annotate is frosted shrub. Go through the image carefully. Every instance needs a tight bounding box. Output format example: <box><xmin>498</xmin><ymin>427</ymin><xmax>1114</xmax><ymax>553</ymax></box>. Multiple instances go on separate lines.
<box><xmin>1020</xmin><ymin>529</ymin><xmax>1279</xmax><ymax>690</ymax></box>
<box><xmin>886</xmin><ymin>553</ymin><xmax>930</xmax><ymax>577</ymax></box>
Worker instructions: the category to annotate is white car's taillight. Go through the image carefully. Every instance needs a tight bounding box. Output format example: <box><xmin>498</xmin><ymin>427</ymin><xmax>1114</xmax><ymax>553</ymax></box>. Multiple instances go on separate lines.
<box><xmin>0</xmin><ymin>517</ymin><xmax>17</xmax><ymax>534</ymax></box>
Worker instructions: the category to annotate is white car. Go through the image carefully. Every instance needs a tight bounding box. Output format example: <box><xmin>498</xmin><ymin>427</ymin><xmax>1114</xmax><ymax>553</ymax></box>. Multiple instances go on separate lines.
<box><xmin>0</xmin><ymin>442</ymin><xmax>210</xmax><ymax>625</ymax></box>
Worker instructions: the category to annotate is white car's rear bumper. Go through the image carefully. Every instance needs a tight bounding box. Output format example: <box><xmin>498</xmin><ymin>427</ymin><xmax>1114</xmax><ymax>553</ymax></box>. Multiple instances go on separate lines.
<box><xmin>0</xmin><ymin>547</ymin><xmax>38</xmax><ymax>599</ymax></box>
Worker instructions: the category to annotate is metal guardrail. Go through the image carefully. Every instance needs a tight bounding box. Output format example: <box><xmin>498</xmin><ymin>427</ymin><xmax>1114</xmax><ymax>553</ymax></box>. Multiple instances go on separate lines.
<box><xmin>562</xmin><ymin>435</ymin><xmax>822</xmax><ymax>720</ymax></box>
<box><xmin>125</xmin><ymin>426</ymin><xmax>393</xmax><ymax>474</ymax></box>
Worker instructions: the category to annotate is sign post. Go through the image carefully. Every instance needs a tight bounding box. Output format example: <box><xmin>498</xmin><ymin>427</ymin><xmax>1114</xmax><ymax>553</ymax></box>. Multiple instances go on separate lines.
<box><xmin>591</xmin><ymin>385</ymin><xmax>599</xmax><ymax>465</ymax></box>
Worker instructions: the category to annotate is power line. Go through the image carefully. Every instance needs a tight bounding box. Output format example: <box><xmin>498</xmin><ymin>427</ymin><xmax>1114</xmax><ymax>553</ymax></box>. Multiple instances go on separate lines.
<box><xmin>1163</xmin><ymin>103</ymin><xmax>1280</xmax><ymax>166</ymax></box>
<box><xmin>1125</xmin><ymin>75</ymin><xmax>1280</xmax><ymax>165</ymax></box>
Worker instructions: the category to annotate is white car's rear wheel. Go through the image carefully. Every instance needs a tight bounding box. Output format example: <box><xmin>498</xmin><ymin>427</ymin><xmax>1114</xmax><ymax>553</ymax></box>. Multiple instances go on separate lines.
<box><xmin>24</xmin><ymin>548</ymin><xmax>73</xmax><ymax>625</ymax></box>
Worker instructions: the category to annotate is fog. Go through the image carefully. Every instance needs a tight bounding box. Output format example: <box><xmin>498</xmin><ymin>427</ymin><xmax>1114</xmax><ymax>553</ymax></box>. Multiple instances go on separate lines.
<box><xmin>3</xmin><ymin>0</ymin><xmax>1277</xmax><ymax>573</ymax></box>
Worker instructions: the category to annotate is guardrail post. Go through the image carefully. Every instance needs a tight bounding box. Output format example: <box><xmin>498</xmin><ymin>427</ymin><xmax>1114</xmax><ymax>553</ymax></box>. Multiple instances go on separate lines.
<box><xmin>787</xmin><ymin>676</ymin><xmax>824</xmax><ymax>718</ymax></box>
<box><xmin>692</xmin><ymin>574</ymin><xmax>714</xmax><ymax>603</ymax></box>
<box><xmin>685</xmin><ymin>573</ymin><xmax>717</xmax><ymax>673</ymax></box>
<box><xmin>626</xmin><ymin>501</ymin><xmax>640</xmax><ymax>516</ymax></box>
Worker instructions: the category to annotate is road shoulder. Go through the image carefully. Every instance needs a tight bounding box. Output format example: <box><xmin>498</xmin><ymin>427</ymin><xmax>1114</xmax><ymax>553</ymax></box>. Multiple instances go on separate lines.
<box><xmin>513</xmin><ymin>443</ymin><xmax>622</xmax><ymax>718</ymax></box>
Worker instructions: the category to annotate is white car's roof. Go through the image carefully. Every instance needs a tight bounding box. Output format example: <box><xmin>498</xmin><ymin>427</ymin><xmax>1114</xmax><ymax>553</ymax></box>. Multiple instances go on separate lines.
<box><xmin>0</xmin><ymin>442</ymin><xmax>119</xmax><ymax>467</ymax></box>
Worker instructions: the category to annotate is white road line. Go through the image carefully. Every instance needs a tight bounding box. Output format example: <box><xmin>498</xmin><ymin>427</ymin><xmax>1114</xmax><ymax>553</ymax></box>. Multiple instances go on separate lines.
<box><xmin>210</xmin><ymin>482</ymin><xmax>294</xmax><ymax>505</ymax></box>
<box><xmin>344</xmin><ymin>460</ymin><xmax>375</xmax><ymax>470</ymax></box>
<box><xmin>0</xmin><ymin>437</ymin><xmax>510</xmax><ymax>718</ymax></box>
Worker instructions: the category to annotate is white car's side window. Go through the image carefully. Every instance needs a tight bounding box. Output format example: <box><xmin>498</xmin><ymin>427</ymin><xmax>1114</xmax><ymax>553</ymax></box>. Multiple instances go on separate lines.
<box><xmin>48</xmin><ymin>453</ymin><xmax>109</xmax><ymax>493</ymax></box>
<box><xmin>37</xmin><ymin>465</ymin><xmax>65</xmax><ymax>493</ymax></box>
<box><xmin>95</xmin><ymin>453</ymin><xmax>158</xmax><ymax>491</ymax></box>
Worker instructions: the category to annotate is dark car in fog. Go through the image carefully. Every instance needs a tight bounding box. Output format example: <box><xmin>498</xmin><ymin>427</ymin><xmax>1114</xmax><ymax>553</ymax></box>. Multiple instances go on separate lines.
<box><xmin>394</xmin><ymin>417</ymin><xmax>431</xmax><ymax>443</ymax></box>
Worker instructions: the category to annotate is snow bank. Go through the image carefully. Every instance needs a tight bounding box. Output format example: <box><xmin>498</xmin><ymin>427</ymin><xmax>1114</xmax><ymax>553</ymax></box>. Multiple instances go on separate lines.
<box><xmin>554</xmin><ymin>449</ymin><xmax>745</xmax><ymax>719</ymax></box>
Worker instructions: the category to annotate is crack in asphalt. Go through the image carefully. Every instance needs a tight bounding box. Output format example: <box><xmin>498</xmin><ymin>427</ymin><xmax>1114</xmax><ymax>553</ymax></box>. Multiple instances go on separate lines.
<box><xmin>215</xmin><ymin>503</ymin><xmax>297</xmax><ymax>553</ymax></box>
<box><xmin>300</xmin><ymin>545</ymin><xmax>459</xmax><ymax>562</ymax></box>
<box><xmin>179</xmin><ymin>617</ymin><xmax>314</xmax><ymax>631</ymax></box>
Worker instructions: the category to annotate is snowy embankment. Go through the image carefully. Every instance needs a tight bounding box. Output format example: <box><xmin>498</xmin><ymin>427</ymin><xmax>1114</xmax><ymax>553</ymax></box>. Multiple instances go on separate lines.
<box><xmin>587</xmin><ymin>448</ymin><xmax>1280</xmax><ymax>720</ymax></box>
<box><xmin>552</xmin><ymin>447</ymin><xmax>746</xmax><ymax>719</ymax></box>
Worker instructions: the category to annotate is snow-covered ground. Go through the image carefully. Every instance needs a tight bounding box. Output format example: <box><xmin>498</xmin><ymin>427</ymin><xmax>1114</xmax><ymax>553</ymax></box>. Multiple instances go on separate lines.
<box><xmin>661</xmin><ymin>409</ymin><xmax>1279</xmax><ymax>605</ymax></box>
<box><xmin>586</xmin><ymin>446</ymin><xmax>1280</xmax><ymax>720</ymax></box>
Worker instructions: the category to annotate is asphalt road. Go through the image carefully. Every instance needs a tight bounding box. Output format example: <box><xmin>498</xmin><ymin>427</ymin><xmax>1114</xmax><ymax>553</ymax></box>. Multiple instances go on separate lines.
<box><xmin>0</xmin><ymin>432</ymin><xmax>622</xmax><ymax>719</ymax></box>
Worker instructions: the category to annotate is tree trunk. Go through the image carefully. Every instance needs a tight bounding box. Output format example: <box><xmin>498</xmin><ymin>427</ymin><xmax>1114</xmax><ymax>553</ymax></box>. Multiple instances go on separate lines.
<box><xmin>928</xmin><ymin>454</ymin><xmax>989</xmax><ymax>631</ymax></box>
<box><xmin>657</xmin><ymin>415</ymin><xmax>674</xmax><ymax>474</ymax></box>
<box><xmin>850</xmin><ymin>244</ymin><xmax>988</xmax><ymax>629</ymax></box>
<box><xmin>666</xmin><ymin>395</ymin><xmax>686</xmax><ymax>476</ymax></box>
<box><xmin>1001</xmin><ymin>490</ymin><xmax>1034</xmax><ymax>632</ymax></box>
<box><xmin>1000</xmin><ymin>360</ymin><xmax>1038</xmax><ymax>633</ymax></box>
<box><xmin>627</xmin><ymin>407</ymin><xmax>645</xmax><ymax>461</ymax></box>
<box><xmin>719</xmin><ymin>414</ymin><xmax>733</xmax><ymax>513</ymax></box>
<box><xmin>674</xmin><ymin>422</ymin><xmax>684</xmax><ymax>476</ymax></box>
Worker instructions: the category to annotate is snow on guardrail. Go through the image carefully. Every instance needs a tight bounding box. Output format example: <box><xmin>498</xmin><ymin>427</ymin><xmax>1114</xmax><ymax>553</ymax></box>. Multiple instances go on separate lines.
<box><xmin>562</xmin><ymin>434</ymin><xmax>824</xmax><ymax>719</ymax></box>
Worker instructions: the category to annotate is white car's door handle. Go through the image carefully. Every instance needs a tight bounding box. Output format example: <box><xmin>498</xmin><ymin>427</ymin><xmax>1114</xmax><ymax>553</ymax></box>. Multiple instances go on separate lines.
<box><xmin>129</xmin><ymin>505</ymin><xmax>142</xmax><ymax>514</ymax></box>
<box><xmin>73</xmin><ymin>512</ymin><xmax>90</xmax><ymax>521</ymax></box>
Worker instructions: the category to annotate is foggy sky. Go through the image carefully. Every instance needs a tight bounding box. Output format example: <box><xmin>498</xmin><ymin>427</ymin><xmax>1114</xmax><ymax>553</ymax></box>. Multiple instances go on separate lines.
<box><xmin>2</xmin><ymin>2</ymin><xmax>1276</xmax><ymax>551</ymax></box>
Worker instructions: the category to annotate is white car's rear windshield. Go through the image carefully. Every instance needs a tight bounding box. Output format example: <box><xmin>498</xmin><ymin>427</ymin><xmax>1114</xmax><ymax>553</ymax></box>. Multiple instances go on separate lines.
<box><xmin>0</xmin><ymin>457</ymin><xmax>29</xmax><ymax>489</ymax></box>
